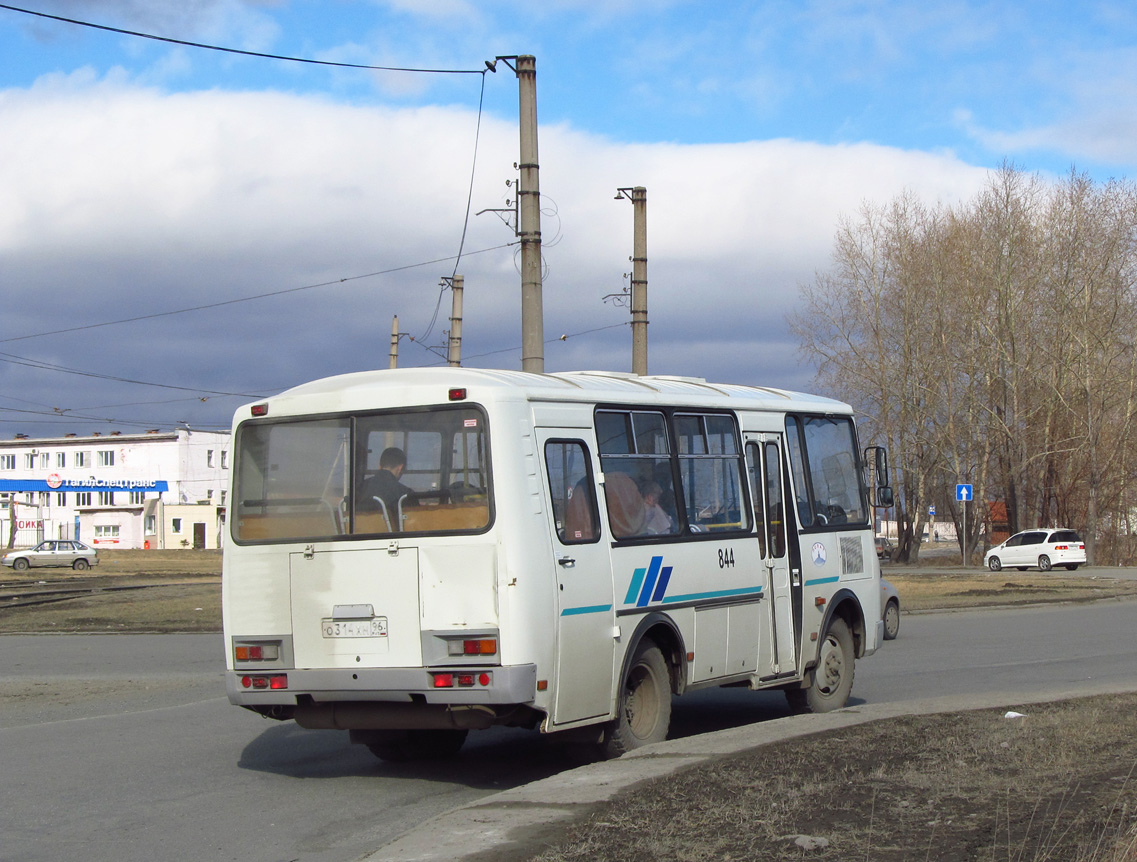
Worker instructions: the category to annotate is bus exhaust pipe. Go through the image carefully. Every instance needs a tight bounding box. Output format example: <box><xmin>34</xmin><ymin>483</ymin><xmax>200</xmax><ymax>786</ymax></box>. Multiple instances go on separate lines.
<box><xmin>294</xmin><ymin>701</ymin><xmax>498</xmax><ymax>731</ymax></box>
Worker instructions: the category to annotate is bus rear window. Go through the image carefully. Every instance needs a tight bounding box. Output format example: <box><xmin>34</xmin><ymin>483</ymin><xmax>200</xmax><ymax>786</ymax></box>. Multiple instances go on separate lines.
<box><xmin>233</xmin><ymin>407</ymin><xmax>491</xmax><ymax>543</ymax></box>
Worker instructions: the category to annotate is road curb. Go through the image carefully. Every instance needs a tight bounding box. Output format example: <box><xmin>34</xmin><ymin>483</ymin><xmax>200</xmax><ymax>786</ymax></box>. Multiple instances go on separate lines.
<box><xmin>362</xmin><ymin>679</ymin><xmax>1137</xmax><ymax>861</ymax></box>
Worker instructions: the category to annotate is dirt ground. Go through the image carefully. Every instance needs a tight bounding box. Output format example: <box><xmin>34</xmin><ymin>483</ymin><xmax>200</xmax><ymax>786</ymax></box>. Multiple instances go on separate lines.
<box><xmin>529</xmin><ymin>693</ymin><xmax>1137</xmax><ymax>862</ymax></box>
<box><xmin>0</xmin><ymin>549</ymin><xmax>221</xmax><ymax>633</ymax></box>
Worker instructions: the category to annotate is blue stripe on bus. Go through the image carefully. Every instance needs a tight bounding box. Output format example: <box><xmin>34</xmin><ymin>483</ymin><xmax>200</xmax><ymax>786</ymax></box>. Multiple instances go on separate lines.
<box><xmin>662</xmin><ymin>585</ymin><xmax>764</xmax><ymax>603</ymax></box>
<box><xmin>625</xmin><ymin>565</ymin><xmax>647</xmax><ymax>605</ymax></box>
<box><xmin>561</xmin><ymin>604</ymin><xmax>613</xmax><ymax>616</ymax></box>
<box><xmin>805</xmin><ymin>576</ymin><xmax>840</xmax><ymax>586</ymax></box>
<box><xmin>651</xmin><ymin>565</ymin><xmax>673</xmax><ymax>602</ymax></box>
<box><xmin>636</xmin><ymin>555</ymin><xmax>664</xmax><ymax>607</ymax></box>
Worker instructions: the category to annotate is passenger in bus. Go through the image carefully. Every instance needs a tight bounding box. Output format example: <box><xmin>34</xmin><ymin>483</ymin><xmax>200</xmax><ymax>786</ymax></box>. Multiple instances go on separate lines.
<box><xmin>359</xmin><ymin>447</ymin><xmax>415</xmax><ymax>525</ymax></box>
<box><xmin>639</xmin><ymin>480</ymin><xmax>674</xmax><ymax>535</ymax></box>
<box><xmin>564</xmin><ymin>478</ymin><xmax>597</xmax><ymax>541</ymax></box>
<box><xmin>605</xmin><ymin>472</ymin><xmax>646</xmax><ymax>538</ymax></box>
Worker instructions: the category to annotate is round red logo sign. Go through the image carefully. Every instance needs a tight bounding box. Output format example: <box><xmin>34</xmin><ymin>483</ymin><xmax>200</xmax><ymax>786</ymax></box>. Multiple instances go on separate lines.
<box><xmin>46</xmin><ymin>473</ymin><xmax>63</xmax><ymax>489</ymax></box>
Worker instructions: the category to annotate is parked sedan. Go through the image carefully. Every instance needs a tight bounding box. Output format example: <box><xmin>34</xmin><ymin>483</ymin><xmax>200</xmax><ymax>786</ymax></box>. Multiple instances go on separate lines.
<box><xmin>881</xmin><ymin>578</ymin><xmax>900</xmax><ymax>640</ymax></box>
<box><xmin>1</xmin><ymin>540</ymin><xmax>99</xmax><ymax>571</ymax></box>
<box><xmin>984</xmin><ymin>529</ymin><xmax>1085</xmax><ymax>572</ymax></box>
<box><xmin>875</xmin><ymin>536</ymin><xmax>894</xmax><ymax>560</ymax></box>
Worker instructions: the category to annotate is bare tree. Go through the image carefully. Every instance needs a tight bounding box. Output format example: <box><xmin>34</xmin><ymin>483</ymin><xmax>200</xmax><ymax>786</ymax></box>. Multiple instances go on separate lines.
<box><xmin>796</xmin><ymin>165</ymin><xmax>1137</xmax><ymax>564</ymax></box>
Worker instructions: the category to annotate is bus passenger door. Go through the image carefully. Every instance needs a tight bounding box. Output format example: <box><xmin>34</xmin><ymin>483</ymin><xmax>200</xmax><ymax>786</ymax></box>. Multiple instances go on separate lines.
<box><xmin>539</xmin><ymin>433</ymin><xmax>615</xmax><ymax>726</ymax></box>
<box><xmin>746</xmin><ymin>437</ymin><xmax>797</xmax><ymax>675</ymax></box>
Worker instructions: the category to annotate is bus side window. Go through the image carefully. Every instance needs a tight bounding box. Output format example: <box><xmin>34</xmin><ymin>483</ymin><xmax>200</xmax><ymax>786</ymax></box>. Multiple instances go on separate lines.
<box><xmin>545</xmin><ymin>440</ymin><xmax>599</xmax><ymax>544</ymax></box>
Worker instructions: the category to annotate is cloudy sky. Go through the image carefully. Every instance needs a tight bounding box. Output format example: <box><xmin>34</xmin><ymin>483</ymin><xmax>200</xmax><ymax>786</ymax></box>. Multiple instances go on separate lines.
<box><xmin>2</xmin><ymin>1</ymin><xmax>1136</xmax><ymax>435</ymax></box>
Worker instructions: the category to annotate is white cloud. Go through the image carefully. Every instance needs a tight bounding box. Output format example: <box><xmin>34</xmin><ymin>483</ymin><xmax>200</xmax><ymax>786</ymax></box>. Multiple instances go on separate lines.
<box><xmin>0</xmin><ymin>75</ymin><xmax>988</xmax><ymax>431</ymax></box>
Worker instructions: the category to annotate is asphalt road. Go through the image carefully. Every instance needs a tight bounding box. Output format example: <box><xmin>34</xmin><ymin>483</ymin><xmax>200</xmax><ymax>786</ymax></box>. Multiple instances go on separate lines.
<box><xmin>2</xmin><ymin>596</ymin><xmax>1136</xmax><ymax>862</ymax></box>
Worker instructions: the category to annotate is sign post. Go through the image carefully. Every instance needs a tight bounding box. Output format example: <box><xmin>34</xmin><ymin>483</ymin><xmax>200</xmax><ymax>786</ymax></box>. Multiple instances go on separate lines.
<box><xmin>956</xmin><ymin>484</ymin><xmax>973</xmax><ymax>566</ymax></box>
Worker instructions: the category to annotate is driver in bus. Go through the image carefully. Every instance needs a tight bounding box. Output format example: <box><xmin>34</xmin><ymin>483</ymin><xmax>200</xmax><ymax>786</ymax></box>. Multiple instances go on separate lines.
<box><xmin>360</xmin><ymin>447</ymin><xmax>415</xmax><ymax>526</ymax></box>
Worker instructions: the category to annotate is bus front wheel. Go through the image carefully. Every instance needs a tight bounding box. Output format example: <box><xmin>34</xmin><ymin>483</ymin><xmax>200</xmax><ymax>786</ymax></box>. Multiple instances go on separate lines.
<box><xmin>603</xmin><ymin>638</ymin><xmax>671</xmax><ymax>758</ymax></box>
<box><xmin>786</xmin><ymin>618</ymin><xmax>855</xmax><ymax>714</ymax></box>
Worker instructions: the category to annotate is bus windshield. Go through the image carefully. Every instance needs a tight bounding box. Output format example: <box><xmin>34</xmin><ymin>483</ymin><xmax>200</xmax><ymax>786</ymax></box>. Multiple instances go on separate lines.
<box><xmin>232</xmin><ymin>406</ymin><xmax>491</xmax><ymax>543</ymax></box>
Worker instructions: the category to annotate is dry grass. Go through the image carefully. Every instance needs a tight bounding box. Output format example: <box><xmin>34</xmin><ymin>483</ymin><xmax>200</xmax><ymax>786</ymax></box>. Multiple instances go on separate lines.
<box><xmin>884</xmin><ymin>572</ymin><xmax>1137</xmax><ymax>611</ymax></box>
<box><xmin>530</xmin><ymin>694</ymin><xmax>1137</xmax><ymax>862</ymax></box>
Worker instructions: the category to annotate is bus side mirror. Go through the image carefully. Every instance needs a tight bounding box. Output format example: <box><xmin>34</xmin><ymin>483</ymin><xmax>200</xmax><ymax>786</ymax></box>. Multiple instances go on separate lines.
<box><xmin>863</xmin><ymin>446</ymin><xmax>890</xmax><ymax>487</ymax></box>
<box><xmin>876</xmin><ymin>486</ymin><xmax>894</xmax><ymax>508</ymax></box>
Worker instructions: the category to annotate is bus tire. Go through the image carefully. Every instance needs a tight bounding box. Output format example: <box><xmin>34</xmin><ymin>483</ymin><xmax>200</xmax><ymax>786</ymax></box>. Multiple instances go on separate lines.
<box><xmin>603</xmin><ymin>638</ymin><xmax>671</xmax><ymax>758</ymax></box>
<box><xmin>363</xmin><ymin>729</ymin><xmax>468</xmax><ymax>762</ymax></box>
<box><xmin>785</xmin><ymin>617</ymin><xmax>854</xmax><ymax>714</ymax></box>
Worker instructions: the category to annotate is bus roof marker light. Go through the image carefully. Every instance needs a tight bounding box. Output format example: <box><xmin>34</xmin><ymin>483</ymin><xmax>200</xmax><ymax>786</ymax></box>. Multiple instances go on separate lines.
<box><xmin>448</xmin><ymin>388</ymin><xmax>467</xmax><ymax>401</ymax></box>
<box><xmin>251</xmin><ymin>404</ymin><xmax>269</xmax><ymax>417</ymax></box>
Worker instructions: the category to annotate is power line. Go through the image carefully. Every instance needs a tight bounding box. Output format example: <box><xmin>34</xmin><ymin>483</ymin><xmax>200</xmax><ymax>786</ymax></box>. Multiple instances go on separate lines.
<box><xmin>0</xmin><ymin>243</ymin><xmax>517</xmax><ymax>345</ymax></box>
<box><xmin>0</xmin><ymin>4</ymin><xmax>487</xmax><ymax>74</ymax></box>
<box><xmin>0</xmin><ymin>348</ymin><xmax>263</xmax><ymax>398</ymax></box>
<box><xmin>442</xmin><ymin>322</ymin><xmax>630</xmax><ymax>364</ymax></box>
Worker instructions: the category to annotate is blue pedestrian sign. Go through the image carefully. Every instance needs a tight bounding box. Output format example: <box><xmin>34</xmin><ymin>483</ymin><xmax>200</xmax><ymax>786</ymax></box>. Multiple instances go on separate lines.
<box><xmin>956</xmin><ymin>483</ymin><xmax>973</xmax><ymax>502</ymax></box>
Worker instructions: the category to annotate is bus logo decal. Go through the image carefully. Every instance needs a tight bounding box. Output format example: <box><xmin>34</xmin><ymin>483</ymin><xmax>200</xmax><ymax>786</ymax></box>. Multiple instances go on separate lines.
<box><xmin>625</xmin><ymin>555</ymin><xmax>674</xmax><ymax>607</ymax></box>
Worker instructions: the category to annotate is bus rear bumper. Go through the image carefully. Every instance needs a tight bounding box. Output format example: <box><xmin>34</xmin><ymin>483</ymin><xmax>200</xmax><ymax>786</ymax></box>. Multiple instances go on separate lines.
<box><xmin>225</xmin><ymin>664</ymin><xmax>537</xmax><ymax>708</ymax></box>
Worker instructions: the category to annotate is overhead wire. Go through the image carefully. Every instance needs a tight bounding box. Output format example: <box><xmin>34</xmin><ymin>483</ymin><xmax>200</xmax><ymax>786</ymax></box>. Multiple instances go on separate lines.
<box><xmin>0</xmin><ymin>4</ymin><xmax>486</xmax><ymax>74</ymax></box>
<box><xmin>415</xmin><ymin>65</ymin><xmax>491</xmax><ymax>347</ymax></box>
<box><xmin>0</xmin><ymin>242</ymin><xmax>516</xmax><ymax>345</ymax></box>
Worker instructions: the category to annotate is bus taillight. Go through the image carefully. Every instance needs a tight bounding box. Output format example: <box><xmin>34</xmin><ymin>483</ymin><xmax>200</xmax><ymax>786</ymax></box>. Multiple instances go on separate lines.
<box><xmin>432</xmin><ymin>671</ymin><xmax>492</xmax><ymax>688</ymax></box>
<box><xmin>446</xmin><ymin>637</ymin><xmax>497</xmax><ymax>656</ymax></box>
<box><xmin>234</xmin><ymin>642</ymin><xmax>280</xmax><ymax>662</ymax></box>
<box><xmin>241</xmin><ymin>674</ymin><xmax>288</xmax><ymax>690</ymax></box>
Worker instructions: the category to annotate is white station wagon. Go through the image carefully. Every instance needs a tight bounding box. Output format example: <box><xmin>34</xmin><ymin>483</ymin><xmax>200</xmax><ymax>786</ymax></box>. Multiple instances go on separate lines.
<box><xmin>984</xmin><ymin>529</ymin><xmax>1085</xmax><ymax>572</ymax></box>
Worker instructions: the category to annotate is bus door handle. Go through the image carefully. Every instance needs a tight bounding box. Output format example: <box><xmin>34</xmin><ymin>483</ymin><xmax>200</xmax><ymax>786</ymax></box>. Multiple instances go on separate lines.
<box><xmin>558</xmin><ymin>555</ymin><xmax>576</xmax><ymax>568</ymax></box>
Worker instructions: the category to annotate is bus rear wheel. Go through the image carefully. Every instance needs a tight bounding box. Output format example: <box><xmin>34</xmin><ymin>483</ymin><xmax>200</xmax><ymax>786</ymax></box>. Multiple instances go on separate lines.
<box><xmin>786</xmin><ymin>618</ymin><xmax>855</xmax><ymax>714</ymax></box>
<box><xmin>603</xmin><ymin>638</ymin><xmax>671</xmax><ymax>758</ymax></box>
<box><xmin>360</xmin><ymin>728</ymin><xmax>468</xmax><ymax>762</ymax></box>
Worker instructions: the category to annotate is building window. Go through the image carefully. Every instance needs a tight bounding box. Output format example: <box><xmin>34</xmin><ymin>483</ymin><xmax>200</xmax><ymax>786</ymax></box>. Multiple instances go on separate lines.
<box><xmin>39</xmin><ymin>453</ymin><xmax>49</xmax><ymax>469</ymax></box>
<box><xmin>0</xmin><ymin>454</ymin><xmax>14</xmax><ymax>470</ymax></box>
<box><xmin>98</xmin><ymin>491</ymin><xmax>114</xmax><ymax>506</ymax></box>
<box><xmin>207</xmin><ymin>449</ymin><xmax>215</xmax><ymax>467</ymax></box>
<box><xmin>24</xmin><ymin>453</ymin><xmax>34</xmax><ymax>469</ymax></box>
<box><xmin>220</xmin><ymin>490</ymin><xmax>227</xmax><ymax>506</ymax></box>
<box><xmin>221</xmin><ymin>451</ymin><xmax>228</xmax><ymax>469</ymax></box>
<box><xmin>97</xmin><ymin>450</ymin><xmax>115</xmax><ymax>467</ymax></box>
<box><xmin>56</xmin><ymin>492</ymin><xmax>66</xmax><ymax>507</ymax></box>
<box><xmin>38</xmin><ymin>492</ymin><xmax>49</xmax><ymax>506</ymax></box>
<box><xmin>130</xmin><ymin>491</ymin><xmax>145</xmax><ymax>505</ymax></box>
<box><xmin>76</xmin><ymin>492</ymin><xmax>92</xmax><ymax>506</ymax></box>
<box><xmin>172</xmin><ymin>518</ymin><xmax>182</xmax><ymax>534</ymax></box>
<box><xmin>145</xmin><ymin>515</ymin><xmax>157</xmax><ymax>535</ymax></box>
<box><xmin>94</xmin><ymin>524</ymin><xmax>120</xmax><ymax>540</ymax></box>
<box><xmin>75</xmin><ymin>451</ymin><xmax>89</xmax><ymax>468</ymax></box>
<box><xmin>57</xmin><ymin>452</ymin><xmax>66</xmax><ymax>468</ymax></box>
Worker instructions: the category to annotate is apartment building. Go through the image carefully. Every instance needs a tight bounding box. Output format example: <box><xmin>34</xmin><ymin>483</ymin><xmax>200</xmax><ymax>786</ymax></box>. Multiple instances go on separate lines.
<box><xmin>0</xmin><ymin>428</ymin><xmax>230</xmax><ymax>549</ymax></box>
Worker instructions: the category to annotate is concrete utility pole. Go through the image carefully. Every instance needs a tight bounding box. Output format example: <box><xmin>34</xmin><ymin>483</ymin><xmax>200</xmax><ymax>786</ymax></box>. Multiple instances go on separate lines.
<box><xmin>389</xmin><ymin>315</ymin><xmax>400</xmax><ymax>369</ymax></box>
<box><xmin>497</xmin><ymin>54</ymin><xmax>544</xmax><ymax>374</ymax></box>
<box><xmin>447</xmin><ymin>275</ymin><xmax>464</xmax><ymax>367</ymax></box>
<box><xmin>616</xmin><ymin>186</ymin><xmax>649</xmax><ymax>375</ymax></box>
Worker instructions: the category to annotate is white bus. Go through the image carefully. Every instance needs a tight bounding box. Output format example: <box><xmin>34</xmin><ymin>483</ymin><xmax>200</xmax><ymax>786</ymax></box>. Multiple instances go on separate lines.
<box><xmin>223</xmin><ymin>368</ymin><xmax>891</xmax><ymax>760</ymax></box>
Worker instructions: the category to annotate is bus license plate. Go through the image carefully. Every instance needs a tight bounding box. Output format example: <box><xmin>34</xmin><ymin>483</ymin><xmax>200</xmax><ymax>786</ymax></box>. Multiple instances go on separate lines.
<box><xmin>321</xmin><ymin>617</ymin><xmax>388</xmax><ymax>639</ymax></box>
